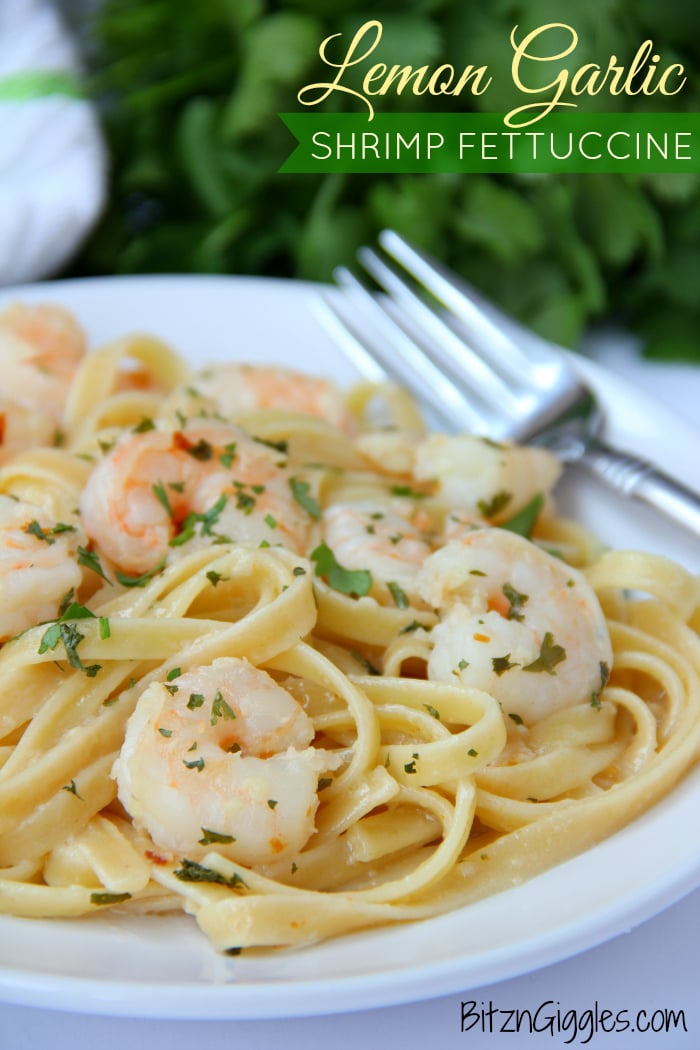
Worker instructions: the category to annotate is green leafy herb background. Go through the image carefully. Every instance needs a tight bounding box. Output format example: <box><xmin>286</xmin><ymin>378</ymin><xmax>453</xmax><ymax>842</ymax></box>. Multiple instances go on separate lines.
<box><xmin>67</xmin><ymin>0</ymin><xmax>700</xmax><ymax>360</ymax></box>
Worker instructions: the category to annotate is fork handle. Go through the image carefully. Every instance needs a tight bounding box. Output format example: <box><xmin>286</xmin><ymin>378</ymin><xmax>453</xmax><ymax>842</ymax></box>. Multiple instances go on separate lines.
<box><xmin>581</xmin><ymin>439</ymin><xmax>700</xmax><ymax>536</ymax></box>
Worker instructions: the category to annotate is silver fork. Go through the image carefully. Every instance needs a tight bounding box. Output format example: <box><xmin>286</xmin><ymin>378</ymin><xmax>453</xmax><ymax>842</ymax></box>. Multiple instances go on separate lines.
<box><xmin>317</xmin><ymin>229</ymin><xmax>700</xmax><ymax>538</ymax></box>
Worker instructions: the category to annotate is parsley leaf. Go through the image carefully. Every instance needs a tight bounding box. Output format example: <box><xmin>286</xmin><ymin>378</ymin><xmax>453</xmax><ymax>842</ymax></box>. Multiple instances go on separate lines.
<box><xmin>90</xmin><ymin>891</ymin><xmax>132</xmax><ymax>906</ymax></box>
<box><xmin>174</xmin><ymin>858</ymin><xmax>246</xmax><ymax>888</ymax></box>
<box><xmin>211</xmin><ymin>690</ymin><xmax>236</xmax><ymax>724</ymax></box>
<box><xmin>198</xmin><ymin>828</ymin><xmax>236</xmax><ymax>845</ymax></box>
<box><xmin>77</xmin><ymin>546</ymin><xmax>111</xmax><ymax>583</ymax></box>
<box><xmin>115</xmin><ymin>559</ymin><xmax>166</xmax><ymax>588</ymax></box>
<box><xmin>289</xmin><ymin>477</ymin><xmax>321</xmax><ymax>520</ymax></box>
<box><xmin>523</xmin><ymin>633</ymin><xmax>567</xmax><ymax>674</ymax></box>
<box><xmin>387</xmin><ymin>581</ymin><xmax>409</xmax><ymax>609</ymax></box>
<box><xmin>38</xmin><ymin>603</ymin><xmax>102</xmax><ymax>677</ymax></box>
<box><xmin>492</xmin><ymin>654</ymin><xmax>518</xmax><ymax>676</ymax></box>
<box><xmin>502</xmin><ymin>581</ymin><xmax>528</xmax><ymax>621</ymax></box>
<box><xmin>500</xmin><ymin>493</ymin><xmax>545</xmax><ymax>538</ymax></box>
<box><xmin>477</xmin><ymin>489</ymin><xmax>512</xmax><ymax>519</ymax></box>
<box><xmin>310</xmin><ymin>542</ymin><xmax>372</xmax><ymax>597</ymax></box>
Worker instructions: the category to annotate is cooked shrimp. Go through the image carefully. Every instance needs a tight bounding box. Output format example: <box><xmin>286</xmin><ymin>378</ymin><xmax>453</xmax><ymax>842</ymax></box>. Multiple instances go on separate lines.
<box><xmin>113</xmin><ymin>657</ymin><xmax>339</xmax><ymax>866</ymax></box>
<box><xmin>0</xmin><ymin>399</ymin><xmax>57</xmax><ymax>465</ymax></box>
<box><xmin>0</xmin><ymin>494</ymin><xmax>83</xmax><ymax>642</ymax></box>
<box><xmin>79</xmin><ymin>422</ymin><xmax>313</xmax><ymax>575</ymax></box>
<box><xmin>322</xmin><ymin>500</ymin><xmax>433</xmax><ymax>604</ymax></box>
<box><xmin>418</xmin><ymin>528</ymin><xmax>612</xmax><ymax>725</ymax></box>
<box><xmin>185</xmin><ymin>363</ymin><xmax>356</xmax><ymax>433</ymax></box>
<box><xmin>413</xmin><ymin>434</ymin><xmax>561</xmax><ymax>524</ymax></box>
<box><xmin>0</xmin><ymin>302</ymin><xmax>86</xmax><ymax>422</ymax></box>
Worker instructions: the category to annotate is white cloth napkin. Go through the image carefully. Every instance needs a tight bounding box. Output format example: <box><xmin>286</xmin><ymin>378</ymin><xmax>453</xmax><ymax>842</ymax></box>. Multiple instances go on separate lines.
<box><xmin>0</xmin><ymin>0</ymin><xmax>106</xmax><ymax>285</ymax></box>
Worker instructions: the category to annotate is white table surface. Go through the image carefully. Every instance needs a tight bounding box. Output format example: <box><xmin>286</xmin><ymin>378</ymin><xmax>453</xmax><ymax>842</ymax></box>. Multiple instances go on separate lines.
<box><xmin>2</xmin><ymin>336</ymin><xmax>700</xmax><ymax>1050</ymax></box>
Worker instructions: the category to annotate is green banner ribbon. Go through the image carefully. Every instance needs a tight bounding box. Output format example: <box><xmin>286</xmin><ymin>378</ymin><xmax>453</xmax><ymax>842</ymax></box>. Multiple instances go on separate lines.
<box><xmin>0</xmin><ymin>70</ymin><xmax>83</xmax><ymax>101</ymax></box>
<box><xmin>279</xmin><ymin>111</ymin><xmax>700</xmax><ymax>174</ymax></box>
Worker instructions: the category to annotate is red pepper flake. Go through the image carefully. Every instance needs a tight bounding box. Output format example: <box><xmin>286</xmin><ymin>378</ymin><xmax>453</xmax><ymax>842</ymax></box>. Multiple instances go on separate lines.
<box><xmin>145</xmin><ymin>850</ymin><xmax>169</xmax><ymax>866</ymax></box>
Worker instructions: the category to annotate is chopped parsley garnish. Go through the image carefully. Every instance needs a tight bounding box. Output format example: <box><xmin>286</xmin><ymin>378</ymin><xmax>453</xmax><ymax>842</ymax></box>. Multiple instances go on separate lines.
<box><xmin>62</xmin><ymin>779</ymin><xmax>84</xmax><ymax>799</ymax></box>
<box><xmin>399</xmin><ymin>619</ymin><xmax>423</xmax><ymax>634</ymax></box>
<box><xmin>502</xmin><ymin>581</ymin><xmax>528</xmax><ymax>621</ymax></box>
<box><xmin>38</xmin><ymin>602</ymin><xmax>102</xmax><ymax>677</ymax></box>
<box><xmin>115</xmin><ymin>559</ymin><xmax>166</xmax><ymax>588</ymax></box>
<box><xmin>310</xmin><ymin>543</ymin><xmax>372</xmax><ymax>597</ymax></box>
<box><xmin>235</xmin><ymin>490</ymin><xmax>256</xmax><ymax>514</ymax></box>
<box><xmin>492</xmin><ymin>654</ymin><xmax>518</xmax><ymax>676</ymax></box>
<box><xmin>289</xmin><ymin>477</ymin><xmax>321</xmax><ymax>520</ymax></box>
<box><xmin>173</xmin><ymin>858</ymin><xmax>246</xmax><ymax>888</ymax></box>
<box><xmin>254</xmin><ymin>436</ymin><xmax>288</xmax><ymax>454</ymax></box>
<box><xmin>390</xmin><ymin>484</ymin><xmax>427</xmax><ymax>499</ymax></box>
<box><xmin>509</xmin><ymin>712</ymin><xmax>524</xmax><ymax>726</ymax></box>
<box><xmin>183</xmin><ymin>437</ymin><xmax>214</xmax><ymax>460</ymax></box>
<box><xmin>183</xmin><ymin>756</ymin><xmax>205</xmax><ymax>771</ymax></box>
<box><xmin>292</xmin><ymin>566</ymin><xmax>306</xmax><ymax>576</ymax></box>
<box><xmin>267</xmin><ymin>799</ymin><xmax>278</xmax><ymax>809</ymax></box>
<box><xmin>25</xmin><ymin>520</ymin><xmax>75</xmax><ymax>544</ymax></box>
<box><xmin>264</xmin><ymin>513</ymin><xmax>278</xmax><ymax>529</ymax></box>
<box><xmin>350</xmin><ymin>651</ymin><xmax>381</xmax><ymax>675</ymax></box>
<box><xmin>317</xmin><ymin>777</ymin><xmax>333</xmax><ymax>791</ymax></box>
<box><xmin>211</xmin><ymin>690</ymin><xmax>236</xmax><ymax>724</ymax></box>
<box><xmin>403</xmin><ymin>753</ymin><xmax>419</xmax><ymax>774</ymax></box>
<box><xmin>170</xmin><ymin>495</ymin><xmax>227</xmax><ymax>548</ymax></box>
<box><xmin>387</xmin><ymin>581</ymin><xmax>409</xmax><ymax>609</ymax></box>
<box><xmin>219</xmin><ymin>442</ymin><xmax>237</xmax><ymax>467</ymax></box>
<box><xmin>423</xmin><ymin>704</ymin><xmax>441</xmax><ymax>720</ymax></box>
<box><xmin>99</xmin><ymin>616</ymin><xmax>111</xmax><ymax>640</ymax></box>
<box><xmin>591</xmin><ymin>660</ymin><xmax>611</xmax><ymax>709</ymax></box>
<box><xmin>77</xmin><ymin>545</ymin><xmax>111</xmax><ymax>583</ymax></box>
<box><xmin>522</xmin><ymin>633</ymin><xmax>566</xmax><ymax>674</ymax></box>
<box><xmin>90</xmin><ymin>891</ymin><xmax>132</xmax><ymax>906</ymax></box>
<box><xmin>198</xmin><ymin>828</ymin><xmax>236</xmax><ymax>845</ymax></box>
<box><xmin>187</xmin><ymin>693</ymin><xmax>205</xmax><ymax>710</ymax></box>
<box><xmin>206</xmin><ymin>570</ymin><xmax>226</xmax><ymax>586</ymax></box>
<box><xmin>132</xmin><ymin>417</ymin><xmax>156</xmax><ymax>433</ymax></box>
<box><xmin>152</xmin><ymin>480</ymin><xmax>173</xmax><ymax>516</ymax></box>
<box><xmin>500</xmin><ymin>492</ymin><xmax>545</xmax><ymax>538</ymax></box>
<box><xmin>198</xmin><ymin>493</ymin><xmax>229</xmax><ymax>534</ymax></box>
<box><xmin>58</xmin><ymin>588</ymin><xmax>76</xmax><ymax>616</ymax></box>
<box><xmin>477</xmin><ymin>489</ymin><xmax>512</xmax><ymax>518</ymax></box>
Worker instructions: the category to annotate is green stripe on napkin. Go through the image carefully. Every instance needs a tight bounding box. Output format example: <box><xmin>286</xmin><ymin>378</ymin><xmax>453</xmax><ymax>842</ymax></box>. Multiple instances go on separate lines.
<box><xmin>0</xmin><ymin>70</ymin><xmax>83</xmax><ymax>100</ymax></box>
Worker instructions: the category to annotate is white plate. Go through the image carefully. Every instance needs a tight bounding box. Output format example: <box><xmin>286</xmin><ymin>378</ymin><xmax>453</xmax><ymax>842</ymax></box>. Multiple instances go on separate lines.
<box><xmin>1</xmin><ymin>274</ymin><xmax>699</xmax><ymax>1020</ymax></box>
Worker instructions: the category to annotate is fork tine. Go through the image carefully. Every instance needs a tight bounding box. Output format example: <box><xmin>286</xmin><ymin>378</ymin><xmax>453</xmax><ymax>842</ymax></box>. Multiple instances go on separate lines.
<box><xmin>378</xmin><ymin>229</ymin><xmax>561</xmax><ymax>380</ymax></box>
<box><xmin>317</xmin><ymin>271</ymin><xmax>489</xmax><ymax>433</ymax></box>
<box><xmin>356</xmin><ymin>245</ymin><xmax>524</xmax><ymax>415</ymax></box>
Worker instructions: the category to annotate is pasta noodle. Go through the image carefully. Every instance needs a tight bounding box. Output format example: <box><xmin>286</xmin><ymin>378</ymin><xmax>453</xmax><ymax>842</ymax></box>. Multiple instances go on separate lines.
<box><xmin>0</xmin><ymin>300</ymin><xmax>699</xmax><ymax>955</ymax></box>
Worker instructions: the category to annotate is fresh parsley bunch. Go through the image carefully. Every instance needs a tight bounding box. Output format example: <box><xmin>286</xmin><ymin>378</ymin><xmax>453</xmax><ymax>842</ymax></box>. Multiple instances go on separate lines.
<box><xmin>68</xmin><ymin>0</ymin><xmax>700</xmax><ymax>360</ymax></box>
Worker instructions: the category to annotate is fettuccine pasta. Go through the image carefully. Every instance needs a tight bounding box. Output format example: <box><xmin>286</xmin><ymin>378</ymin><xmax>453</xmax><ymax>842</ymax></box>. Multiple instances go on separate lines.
<box><xmin>0</xmin><ymin>301</ymin><xmax>698</xmax><ymax>953</ymax></box>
